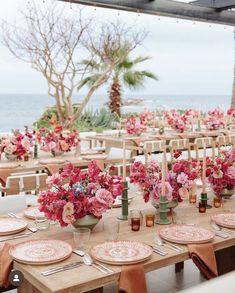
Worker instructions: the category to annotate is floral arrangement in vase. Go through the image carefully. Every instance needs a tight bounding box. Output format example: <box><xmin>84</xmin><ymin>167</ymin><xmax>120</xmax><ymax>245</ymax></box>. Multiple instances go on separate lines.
<box><xmin>164</xmin><ymin>109</ymin><xmax>189</xmax><ymax>133</ymax></box>
<box><xmin>36</xmin><ymin>124</ymin><xmax>79</xmax><ymax>156</ymax></box>
<box><xmin>38</xmin><ymin>161</ymin><xmax>124</xmax><ymax>227</ymax></box>
<box><xmin>0</xmin><ymin>129</ymin><xmax>33</xmax><ymax>160</ymax></box>
<box><xmin>206</xmin><ymin>148</ymin><xmax>235</xmax><ymax>196</ymax></box>
<box><xmin>130</xmin><ymin>158</ymin><xmax>198</xmax><ymax>207</ymax></box>
<box><xmin>139</xmin><ymin>109</ymin><xmax>155</xmax><ymax>127</ymax></box>
<box><xmin>124</xmin><ymin>115</ymin><xmax>147</xmax><ymax>135</ymax></box>
<box><xmin>227</xmin><ymin>108</ymin><xmax>235</xmax><ymax>118</ymax></box>
<box><xmin>204</xmin><ymin>108</ymin><xmax>225</xmax><ymax>130</ymax></box>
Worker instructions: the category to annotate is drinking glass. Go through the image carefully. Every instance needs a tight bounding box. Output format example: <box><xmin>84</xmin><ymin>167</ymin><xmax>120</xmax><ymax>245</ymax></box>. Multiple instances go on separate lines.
<box><xmin>103</xmin><ymin>217</ymin><xmax>120</xmax><ymax>241</ymax></box>
<box><xmin>73</xmin><ymin>228</ymin><xmax>91</xmax><ymax>250</ymax></box>
<box><xmin>35</xmin><ymin>218</ymin><xmax>50</xmax><ymax>231</ymax></box>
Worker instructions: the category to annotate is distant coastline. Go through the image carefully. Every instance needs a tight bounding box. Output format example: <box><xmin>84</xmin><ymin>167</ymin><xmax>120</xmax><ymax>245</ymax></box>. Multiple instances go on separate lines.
<box><xmin>0</xmin><ymin>94</ymin><xmax>231</xmax><ymax>132</ymax></box>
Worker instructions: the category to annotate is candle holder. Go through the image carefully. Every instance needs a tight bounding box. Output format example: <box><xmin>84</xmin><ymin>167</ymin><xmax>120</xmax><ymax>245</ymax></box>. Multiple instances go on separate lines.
<box><xmin>146</xmin><ymin>214</ymin><xmax>155</xmax><ymax>227</ymax></box>
<box><xmin>200</xmin><ymin>192</ymin><xmax>212</xmax><ymax>209</ymax></box>
<box><xmin>131</xmin><ymin>218</ymin><xmax>141</xmax><ymax>231</ymax></box>
<box><xmin>199</xmin><ymin>202</ymin><xmax>206</xmax><ymax>213</ymax></box>
<box><xmin>189</xmin><ymin>193</ymin><xmax>197</xmax><ymax>204</ymax></box>
<box><xmin>33</xmin><ymin>143</ymin><xmax>38</xmax><ymax>159</ymax></box>
<box><xmin>213</xmin><ymin>196</ymin><xmax>222</xmax><ymax>208</ymax></box>
<box><xmin>155</xmin><ymin>195</ymin><xmax>171</xmax><ymax>225</ymax></box>
<box><xmin>117</xmin><ymin>181</ymin><xmax>129</xmax><ymax>220</ymax></box>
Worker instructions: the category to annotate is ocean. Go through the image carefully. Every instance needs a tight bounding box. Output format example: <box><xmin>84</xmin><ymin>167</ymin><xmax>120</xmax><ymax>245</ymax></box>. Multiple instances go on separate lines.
<box><xmin>0</xmin><ymin>94</ymin><xmax>231</xmax><ymax>132</ymax></box>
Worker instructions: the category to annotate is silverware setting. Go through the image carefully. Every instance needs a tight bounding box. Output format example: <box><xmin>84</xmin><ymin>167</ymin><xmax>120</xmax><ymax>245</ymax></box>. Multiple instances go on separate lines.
<box><xmin>154</xmin><ymin>235</ymin><xmax>183</xmax><ymax>252</ymax></box>
<box><xmin>41</xmin><ymin>261</ymin><xmax>83</xmax><ymax>276</ymax></box>
<box><xmin>73</xmin><ymin>250</ymin><xmax>114</xmax><ymax>274</ymax></box>
<box><xmin>211</xmin><ymin>222</ymin><xmax>235</xmax><ymax>236</ymax></box>
<box><xmin>0</xmin><ymin>232</ymin><xmax>32</xmax><ymax>242</ymax></box>
<box><xmin>8</xmin><ymin>212</ymin><xmax>38</xmax><ymax>233</ymax></box>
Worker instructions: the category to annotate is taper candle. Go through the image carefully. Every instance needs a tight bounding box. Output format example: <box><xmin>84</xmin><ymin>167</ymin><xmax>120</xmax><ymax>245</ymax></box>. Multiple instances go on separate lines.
<box><xmin>202</xmin><ymin>144</ymin><xmax>206</xmax><ymax>193</ymax></box>
<box><xmin>161</xmin><ymin>148</ymin><xmax>166</xmax><ymax>196</ymax></box>
<box><xmin>123</xmin><ymin>140</ymin><xmax>127</xmax><ymax>180</ymax></box>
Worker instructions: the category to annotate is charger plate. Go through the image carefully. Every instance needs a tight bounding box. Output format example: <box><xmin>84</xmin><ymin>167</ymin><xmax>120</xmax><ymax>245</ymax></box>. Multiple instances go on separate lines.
<box><xmin>159</xmin><ymin>225</ymin><xmax>214</xmax><ymax>244</ymax></box>
<box><xmin>0</xmin><ymin>163</ymin><xmax>19</xmax><ymax>169</ymax></box>
<box><xmin>91</xmin><ymin>240</ymin><xmax>152</xmax><ymax>265</ymax></box>
<box><xmin>10</xmin><ymin>239</ymin><xmax>72</xmax><ymax>265</ymax></box>
<box><xmin>0</xmin><ymin>218</ymin><xmax>27</xmax><ymax>236</ymax></box>
<box><xmin>211</xmin><ymin>213</ymin><xmax>235</xmax><ymax>229</ymax></box>
<box><xmin>24</xmin><ymin>207</ymin><xmax>45</xmax><ymax>220</ymax></box>
<box><xmin>39</xmin><ymin>158</ymin><xmax>66</xmax><ymax>165</ymax></box>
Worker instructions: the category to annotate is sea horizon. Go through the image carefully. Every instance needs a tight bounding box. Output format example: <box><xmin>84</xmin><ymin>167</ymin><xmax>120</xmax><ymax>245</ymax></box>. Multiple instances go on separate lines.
<box><xmin>0</xmin><ymin>93</ymin><xmax>232</xmax><ymax>132</ymax></box>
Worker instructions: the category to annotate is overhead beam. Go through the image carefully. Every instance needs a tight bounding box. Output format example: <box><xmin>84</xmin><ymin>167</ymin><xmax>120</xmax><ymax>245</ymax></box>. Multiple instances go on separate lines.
<box><xmin>191</xmin><ymin>0</ymin><xmax>235</xmax><ymax>10</ymax></box>
<box><xmin>60</xmin><ymin>0</ymin><xmax>235</xmax><ymax>26</ymax></box>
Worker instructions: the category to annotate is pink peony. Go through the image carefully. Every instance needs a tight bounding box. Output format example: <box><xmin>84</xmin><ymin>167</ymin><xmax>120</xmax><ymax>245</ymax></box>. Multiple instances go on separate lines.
<box><xmin>88</xmin><ymin>197</ymin><xmax>106</xmax><ymax>218</ymax></box>
<box><xmin>227</xmin><ymin>166</ymin><xmax>235</xmax><ymax>180</ymax></box>
<box><xmin>95</xmin><ymin>188</ymin><xmax>114</xmax><ymax>208</ymax></box>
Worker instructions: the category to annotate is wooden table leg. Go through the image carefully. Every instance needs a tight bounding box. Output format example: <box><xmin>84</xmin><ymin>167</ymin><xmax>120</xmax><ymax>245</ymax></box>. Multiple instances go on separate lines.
<box><xmin>216</xmin><ymin>245</ymin><xmax>235</xmax><ymax>275</ymax></box>
<box><xmin>17</xmin><ymin>278</ymin><xmax>42</xmax><ymax>293</ymax></box>
<box><xmin>175</xmin><ymin>261</ymin><xmax>184</xmax><ymax>273</ymax></box>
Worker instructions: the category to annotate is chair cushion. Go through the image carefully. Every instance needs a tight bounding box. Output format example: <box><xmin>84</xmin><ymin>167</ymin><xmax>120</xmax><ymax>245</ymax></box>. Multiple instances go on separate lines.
<box><xmin>0</xmin><ymin>195</ymin><xmax>27</xmax><ymax>215</ymax></box>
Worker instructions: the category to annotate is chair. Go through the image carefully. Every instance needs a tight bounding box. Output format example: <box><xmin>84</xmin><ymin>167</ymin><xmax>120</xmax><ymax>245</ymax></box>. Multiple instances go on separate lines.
<box><xmin>193</xmin><ymin>137</ymin><xmax>215</xmax><ymax>161</ymax></box>
<box><xmin>169</xmin><ymin>139</ymin><xmax>190</xmax><ymax>163</ymax></box>
<box><xmin>107</xmin><ymin>147</ymin><xmax>133</xmax><ymax>176</ymax></box>
<box><xmin>3</xmin><ymin>173</ymin><xmax>48</xmax><ymax>195</ymax></box>
<box><xmin>0</xmin><ymin>195</ymin><xmax>27</xmax><ymax>215</ymax></box>
<box><xmin>216</xmin><ymin>135</ymin><xmax>235</xmax><ymax>155</ymax></box>
<box><xmin>143</xmin><ymin>140</ymin><xmax>167</xmax><ymax>165</ymax></box>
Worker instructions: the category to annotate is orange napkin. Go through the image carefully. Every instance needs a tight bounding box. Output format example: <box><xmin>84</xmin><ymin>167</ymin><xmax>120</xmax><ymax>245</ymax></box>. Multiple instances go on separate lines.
<box><xmin>45</xmin><ymin>164</ymin><xmax>60</xmax><ymax>175</ymax></box>
<box><xmin>0</xmin><ymin>243</ymin><xmax>13</xmax><ymax>288</ymax></box>
<box><xmin>0</xmin><ymin>169</ymin><xmax>11</xmax><ymax>187</ymax></box>
<box><xmin>188</xmin><ymin>243</ymin><xmax>218</xmax><ymax>280</ymax></box>
<box><xmin>119</xmin><ymin>265</ymin><xmax>147</xmax><ymax>293</ymax></box>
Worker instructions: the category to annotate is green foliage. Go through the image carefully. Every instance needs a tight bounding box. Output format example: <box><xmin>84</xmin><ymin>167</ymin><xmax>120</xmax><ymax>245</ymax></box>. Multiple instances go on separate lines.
<box><xmin>35</xmin><ymin>106</ymin><xmax>118</xmax><ymax>132</ymax></box>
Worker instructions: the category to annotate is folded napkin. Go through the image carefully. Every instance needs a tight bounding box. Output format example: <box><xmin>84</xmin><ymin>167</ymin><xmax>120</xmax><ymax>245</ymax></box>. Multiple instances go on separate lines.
<box><xmin>0</xmin><ymin>243</ymin><xmax>13</xmax><ymax>288</ymax></box>
<box><xmin>0</xmin><ymin>169</ymin><xmax>11</xmax><ymax>187</ymax></box>
<box><xmin>119</xmin><ymin>265</ymin><xmax>147</xmax><ymax>293</ymax></box>
<box><xmin>45</xmin><ymin>164</ymin><xmax>60</xmax><ymax>175</ymax></box>
<box><xmin>188</xmin><ymin>243</ymin><xmax>218</xmax><ymax>280</ymax></box>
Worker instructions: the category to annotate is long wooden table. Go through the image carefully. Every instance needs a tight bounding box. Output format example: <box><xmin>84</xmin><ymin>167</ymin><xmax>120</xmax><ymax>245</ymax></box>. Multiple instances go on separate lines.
<box><xmin>87</xmin><ymin>130</ymin><xmax>234</xmax><ymax>154</ymax></box>
<box><xmin>2</xmin><ymin>189</ymin><xmax>234</xmax><ymax>293</ymax></box>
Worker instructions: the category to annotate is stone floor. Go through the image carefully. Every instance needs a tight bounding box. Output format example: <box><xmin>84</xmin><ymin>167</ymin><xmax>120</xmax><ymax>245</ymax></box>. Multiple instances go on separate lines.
<box><xmin>7</xmin><ymin>260</ymin><xmax>205</xmax><ymax>292</ymax></box>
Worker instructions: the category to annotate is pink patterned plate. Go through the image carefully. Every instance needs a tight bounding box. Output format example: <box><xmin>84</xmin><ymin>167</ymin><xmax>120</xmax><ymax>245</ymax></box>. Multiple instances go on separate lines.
<box><xmin>39</xmin><ymin>158</ymin><xmax>66</xmax><ymax>165</ymax></box>
<box><xmin>81</xmin><ymin>149</ymin><xmax>103</xmax><ymax>155</ymax></box>
<box><xmin>82</xmin><ymin>154</ymin><xmax>108</xmax><ymax>160</ymax></box>
<box><xmin>24</xmin><ymin>207</ymin><xmax>45</xmax><ymax>220</ymax></box>
<box><xmin>90</xmin><ymin>241</ymin><xmax>152</xmax><ymax>265</ymax></box>
<box><xmin>211</xmin><ymin>213</ymin><xmax>235</xmax><ymax>229</ymax></box>
<box><xmin>10</xmin><ymin>239</ymin><xmax>72</xmax><ymax>265</ymax></box>
<box><xmin>0</xmin><ymin>218</ymin><xmax>27</xmax><ymax>236</ymax></box>
<box><xmin>159</xmin><ymin>225</ymin><xmax>215</xmax><ymax>244</ymax></box>
<box><xmin>0</xmin><ymin>163</ymin><xmax>19</xmax><ymax>169</ymax></box>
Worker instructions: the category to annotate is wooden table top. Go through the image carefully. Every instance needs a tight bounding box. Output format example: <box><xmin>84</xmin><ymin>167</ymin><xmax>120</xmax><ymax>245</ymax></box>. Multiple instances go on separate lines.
<box><xmin>3</xmin><ymin>189</ymin><xmax>235</xmax><ymax>293</ymax></box>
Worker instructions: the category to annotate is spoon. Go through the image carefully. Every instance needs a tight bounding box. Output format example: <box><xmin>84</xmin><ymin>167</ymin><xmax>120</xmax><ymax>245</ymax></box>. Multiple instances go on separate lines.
<box><xmin>83</xmin><ymin>254</ymin><xmax>108</xmax><ymax>274</ymax></box>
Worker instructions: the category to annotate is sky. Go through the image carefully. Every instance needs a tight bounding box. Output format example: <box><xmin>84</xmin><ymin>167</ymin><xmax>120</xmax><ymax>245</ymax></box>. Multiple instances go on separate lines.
<box><xmin>0</xmin><ymin>0</ymin><xmax>234</xmax><ymax>96</ymax></box>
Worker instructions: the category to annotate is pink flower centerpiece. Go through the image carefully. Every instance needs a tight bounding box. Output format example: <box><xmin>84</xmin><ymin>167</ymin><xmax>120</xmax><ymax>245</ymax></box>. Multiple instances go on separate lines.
<box><xmin>206</xmin><ymin>148</ymin><xmax>235</xmax><ymax>196</ymax></box>
<box><xmin>38</xmin><ymin>161</ymin><xmax>123</xmax><ymax>227</ymax></box>
<box><xmin>124</xmin><ymin>115</ymin><xmax>147</xmax><ymax>135</ymax></box>
<box><xmin>140</xmin><ymin>109</ymin><xmax>155</xmax><ymax>127</ymax></box>
<box><xmin>130</xmin><ymin>158</ymin><xmax>198</xmax><ymax>208</ymax></box>
<box><xmin>0</xmin><ymin>129</ymin><xmax>33</xmax><ymax>160</ymax></box>
<box><xmin>36</xmin><ymin>124</ymin><xmax>79</xmax><ymax>156</ymax></box>
<box><xmin>164</xmin><ymin>109</ymin><xmax>189</xmax><ymax>133</ymax></box>
<box><xmin>204</xmin><ymin>108</ymin><xmax>225</xmax><ymax>130</ymax></box>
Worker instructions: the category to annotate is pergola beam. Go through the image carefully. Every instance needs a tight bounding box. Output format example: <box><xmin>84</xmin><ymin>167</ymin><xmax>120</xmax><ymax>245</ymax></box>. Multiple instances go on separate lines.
<box><xmin>60</xmin><ymin>0</ymin><xmax>235</xmax><ymax>26</ymax></box>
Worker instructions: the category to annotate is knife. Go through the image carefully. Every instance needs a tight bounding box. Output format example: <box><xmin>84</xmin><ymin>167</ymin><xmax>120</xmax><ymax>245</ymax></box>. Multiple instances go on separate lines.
<box><xmin>41</xmin><ymin>262</ymin><xmax>83</xmax><ymax>276</ymax></box>
<box><xmin>0</xmin><ymin>232</ymin><xmax>32</xmax><ymax>242</ymax></box>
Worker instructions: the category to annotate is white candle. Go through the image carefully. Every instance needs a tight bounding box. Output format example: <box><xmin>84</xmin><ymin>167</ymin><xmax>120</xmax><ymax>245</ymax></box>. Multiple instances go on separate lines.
<box><xmin>123</xmin><ymin>140</ymin><xmax>127</xmax><ymax>180</ymax></box>
<box><xmin>202</xmin><ymin>144</ymin><xmax>206</xmax><ymax>193</ymax></box>
<box><xmin>161</xmin><ymin>149</ymin><xmax>166</xmax><ymax>196</ymax></box>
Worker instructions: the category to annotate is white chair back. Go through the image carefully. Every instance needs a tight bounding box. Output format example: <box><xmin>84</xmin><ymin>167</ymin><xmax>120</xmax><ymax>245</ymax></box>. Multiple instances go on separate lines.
<box><xmin>0</xmin><ymin>195</ymin><xmax>27</xmax><ymax>215</ymax></box>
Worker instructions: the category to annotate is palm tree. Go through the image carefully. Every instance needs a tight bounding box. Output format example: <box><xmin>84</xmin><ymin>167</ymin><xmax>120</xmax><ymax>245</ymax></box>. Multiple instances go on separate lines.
<box><xmin>79</xmin><ymin>55</ymin><xmax>158</xmax><ymax>117</ymax></box>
